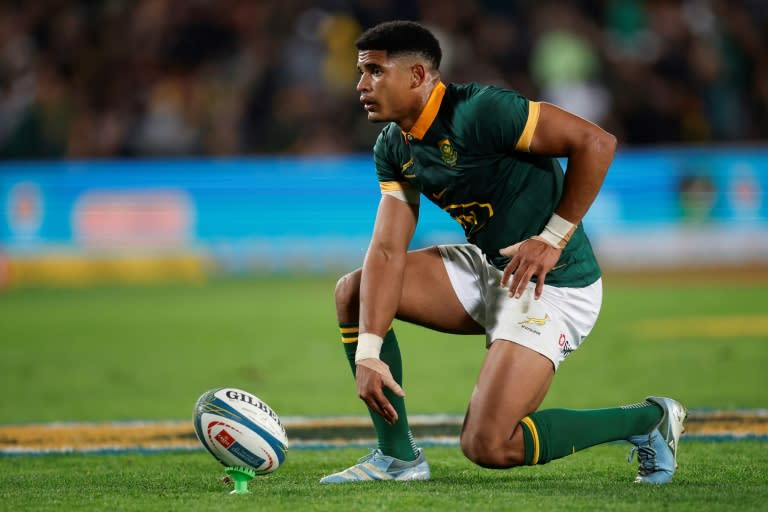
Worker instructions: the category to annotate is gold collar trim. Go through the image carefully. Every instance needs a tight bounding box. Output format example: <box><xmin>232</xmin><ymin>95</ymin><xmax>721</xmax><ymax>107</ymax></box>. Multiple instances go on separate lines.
<box><xmin>404</xmin><ymin>81</ymin><xmax>446</xmax><ymax>141</ymax></box>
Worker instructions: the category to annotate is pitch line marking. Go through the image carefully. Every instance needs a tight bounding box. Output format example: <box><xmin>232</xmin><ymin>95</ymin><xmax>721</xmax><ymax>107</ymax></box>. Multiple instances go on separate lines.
<box><xmin>1</xmin><ymin>411</ymin><xmax>766</xmax><ymax>455</ymax></box>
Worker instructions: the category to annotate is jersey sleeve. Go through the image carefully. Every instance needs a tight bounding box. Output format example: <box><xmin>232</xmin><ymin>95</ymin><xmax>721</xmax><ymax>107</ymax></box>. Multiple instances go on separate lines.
<box><xmin>373</xmin><ymin>125</ymin><xmax>420</xmax><ymax>204</ymax></box>
<box><xmin>469</xmin><ymin>86</ymin><xmax>540</xmax><ymax>153</ymax></box>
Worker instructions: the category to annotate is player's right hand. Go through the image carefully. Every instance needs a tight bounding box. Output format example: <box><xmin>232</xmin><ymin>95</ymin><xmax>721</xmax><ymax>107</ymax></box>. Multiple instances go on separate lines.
<box><xmin>499</xmin><ymin>237</ymin><xmax>562</xmax><ymax>300</ymax></box>
<box><xmin>355</xmin><ymin>358</ymin><xmax>405</xmax><ymax>425</ymax></box>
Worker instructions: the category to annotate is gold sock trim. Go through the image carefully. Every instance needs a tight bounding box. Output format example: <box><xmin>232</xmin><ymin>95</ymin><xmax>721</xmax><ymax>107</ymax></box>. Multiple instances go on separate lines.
<box><xmin>521</xmin><ymin>416</ymin><xmax>540</xmax><ymax>465</ymax></box>
<box><xmin>340</xmin><ymin>325</ymin><xmax>359</xmax><ymax>344</ymax></box>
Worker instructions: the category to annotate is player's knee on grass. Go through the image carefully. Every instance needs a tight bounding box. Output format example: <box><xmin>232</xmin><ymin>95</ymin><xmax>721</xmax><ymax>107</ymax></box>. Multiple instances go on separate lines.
<box><xmin>460</xmin><ymin>430</ymin><xmax>525</xmax><ymax>469</ymax></box>
<box><xmin>335</xmin><ymin>269</ymin><xmax>361</xmax><ymax>320</ymax></box>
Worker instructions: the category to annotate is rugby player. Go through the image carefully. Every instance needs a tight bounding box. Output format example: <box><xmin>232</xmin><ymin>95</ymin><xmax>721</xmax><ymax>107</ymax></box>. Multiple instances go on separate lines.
<box><xmin>320</xmin><ymin>20</ymin><xmax>686</xmax><ymax>485</ymax></box>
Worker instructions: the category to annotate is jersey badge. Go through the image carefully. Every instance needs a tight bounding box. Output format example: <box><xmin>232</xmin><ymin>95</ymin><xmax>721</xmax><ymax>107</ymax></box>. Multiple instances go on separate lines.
<box><xmin>438</xmin><ymin>139</ymin><xmax>458</xmax><ymax>166</ymax></box>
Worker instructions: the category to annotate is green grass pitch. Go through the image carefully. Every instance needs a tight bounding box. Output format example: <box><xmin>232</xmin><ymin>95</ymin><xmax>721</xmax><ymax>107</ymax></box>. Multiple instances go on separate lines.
<box><xmin>1</xmin><ymin>444</ymin><xmax>767</xmax><ymax>511</ymax></box>
<box><xmin>1</xmin><ymin>273</ymin><xmax>767</xmax><ymax>510</ymax></box>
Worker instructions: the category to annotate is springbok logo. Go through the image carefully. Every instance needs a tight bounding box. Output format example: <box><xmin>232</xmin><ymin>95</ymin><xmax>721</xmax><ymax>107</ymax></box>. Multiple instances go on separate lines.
<box><xmin>518</xmin><ymin>314</ymin><xmax>550</xmax><ymax>326</ymax></box>
<box><xmin>401</xmin><ymin>157</ymin><xmax>415</xmax><ymax>178</ymax></box>
<box><xmin>438</xmin><ymin>139</ymin><xmax>457</xmax><ymax>166</ymax></box>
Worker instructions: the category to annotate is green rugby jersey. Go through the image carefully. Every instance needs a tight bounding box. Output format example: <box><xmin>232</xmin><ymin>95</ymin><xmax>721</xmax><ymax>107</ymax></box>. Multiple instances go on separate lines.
<box><xmin>373</xmin><ymin>82</ymin><xmax>601</xmax><ymax>288</ymax></box>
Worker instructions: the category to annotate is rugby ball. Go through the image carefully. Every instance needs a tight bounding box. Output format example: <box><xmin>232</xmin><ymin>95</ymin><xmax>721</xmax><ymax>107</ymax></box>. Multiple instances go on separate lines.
<box><xmin>193</xmin><ymin>387</ymin><xmax>288</xmax><ymax>474</ymax></box>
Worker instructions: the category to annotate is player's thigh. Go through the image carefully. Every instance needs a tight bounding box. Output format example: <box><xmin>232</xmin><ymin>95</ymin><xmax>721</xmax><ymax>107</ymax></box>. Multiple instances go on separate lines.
<box><xmin>397</xmin><ymin>247</ymin><xmax>482</xmax><ymax>334</ymax></box>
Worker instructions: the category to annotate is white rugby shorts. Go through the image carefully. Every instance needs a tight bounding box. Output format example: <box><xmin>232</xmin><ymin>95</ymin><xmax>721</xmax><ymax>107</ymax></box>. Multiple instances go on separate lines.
<box><xmin>438</xmin><ymin>244</ymin><xmax>603</xmax><ymax>369</ymax></box>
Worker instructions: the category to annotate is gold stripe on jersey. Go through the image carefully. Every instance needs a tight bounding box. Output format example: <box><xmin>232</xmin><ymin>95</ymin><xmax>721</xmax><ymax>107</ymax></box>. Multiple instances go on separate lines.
<box><xmin>515</xmin><ymin>101</ymin><xmax>541</xmax><ymax>152</ymax></box>
<box><xmin>379</xmin><ymin>181</ymin><xmax>415</xmax><ymax>194</ymax></box>
<box><xmin>521</xmin><ymin>416</ymin><xmax>540</xmax><ymax>465</ymax></box>
<box><xmin>380</xmin><ymin>181</ymin><xmax>420</xmax><ymax>204</ymax></box>
<box><xmin>405</xmin><ymin>82</ymin><xmax>447</xmax><ymax>140</ymax></box>
<box><xmin>380</xmin><ymin>181</ymin><xmax>413</xmax><ymax>193</ymax></box>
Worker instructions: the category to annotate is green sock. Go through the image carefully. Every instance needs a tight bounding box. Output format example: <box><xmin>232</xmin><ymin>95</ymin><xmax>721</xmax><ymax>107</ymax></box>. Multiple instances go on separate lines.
<box><xmin>339</xmin><ymin>323</ymin><xmax>418</xmax><ymax>461</ymax></box>
<box><xmin>519</xmin><ymin>402</ymin><xmax>663</xmax><ymax>465</ymax></box>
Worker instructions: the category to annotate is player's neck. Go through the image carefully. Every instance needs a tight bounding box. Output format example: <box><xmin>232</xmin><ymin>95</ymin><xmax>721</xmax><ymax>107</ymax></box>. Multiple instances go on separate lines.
<box><xmin>397</xmin><ymin>76</ymin><xmax>441</xmax><ymax>133</ymax></box>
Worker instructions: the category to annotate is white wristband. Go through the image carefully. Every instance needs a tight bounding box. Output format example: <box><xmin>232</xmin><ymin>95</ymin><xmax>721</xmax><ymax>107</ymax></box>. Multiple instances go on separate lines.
<box><xmin>355</xmin><ymin>333</ymin><xmax>384</xmax><ymax>362</ymax></box>
<box><xmin>538</xmin><ymin>213</ymin><xmax>576</xmax><ymax>249</ymax></box>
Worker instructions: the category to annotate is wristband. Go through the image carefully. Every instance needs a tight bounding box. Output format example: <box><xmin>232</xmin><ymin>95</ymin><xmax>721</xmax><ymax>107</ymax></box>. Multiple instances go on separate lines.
<box><xmin>538</xmin><ymin>213</ymin><xmax>576</xmax><ymax>249</ymax></box>
<box><xmin>355</xmin><ymin>333</ymin><xmax>384</xmax><ymax>362</ymax></box>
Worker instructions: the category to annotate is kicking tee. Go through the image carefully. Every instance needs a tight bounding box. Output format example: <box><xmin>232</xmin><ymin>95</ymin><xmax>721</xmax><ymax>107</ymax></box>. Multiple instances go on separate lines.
<box><xmin>373</xmin><ymin>82</ymin><xmax>601</xmax><ymax>288</ymax></box>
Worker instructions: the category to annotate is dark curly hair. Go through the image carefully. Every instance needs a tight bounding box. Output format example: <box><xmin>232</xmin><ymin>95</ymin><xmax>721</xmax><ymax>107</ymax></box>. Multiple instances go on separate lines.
<box><xmin>355</xmin><ymin>20</ymin><xmax>442</xmax><ymax>70</ymax></box>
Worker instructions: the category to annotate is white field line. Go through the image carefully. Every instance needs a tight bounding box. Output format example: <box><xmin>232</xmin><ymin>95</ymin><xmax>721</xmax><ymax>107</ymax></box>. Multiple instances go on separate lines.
<box><xmin>1</xmin><ymin>410</ymin><xmax>766</xmax><ymax>455</ymax></box>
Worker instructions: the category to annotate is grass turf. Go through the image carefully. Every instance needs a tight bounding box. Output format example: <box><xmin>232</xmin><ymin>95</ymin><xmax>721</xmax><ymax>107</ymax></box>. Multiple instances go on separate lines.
<box><xmin>1</xmin><ymin>275</ymin><xmax>766</xmax><ymax>511</ymax></box>
<box><xmin>1</xmin><ymin>275</ymin><xmax>766</xmax><ymax>423</ymax></box>
<box><xmin>1</xmin><ymin>442</ymin><xmax>766</xmax><ymax>512</ymax></box>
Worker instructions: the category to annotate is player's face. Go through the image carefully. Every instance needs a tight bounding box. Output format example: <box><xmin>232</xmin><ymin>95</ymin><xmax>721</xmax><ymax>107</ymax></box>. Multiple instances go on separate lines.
<box><xmin>356</xmin><ymin>50</ymin><xmax>415</xmax><ymax>124</ymax></box>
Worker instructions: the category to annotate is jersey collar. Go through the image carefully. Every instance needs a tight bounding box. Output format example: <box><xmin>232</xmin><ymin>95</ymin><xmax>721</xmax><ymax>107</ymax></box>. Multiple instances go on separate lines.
<box><xmin>403</xmin><ymin>81</ymin><xmax>446</xmax><ymax>141</ymax></box>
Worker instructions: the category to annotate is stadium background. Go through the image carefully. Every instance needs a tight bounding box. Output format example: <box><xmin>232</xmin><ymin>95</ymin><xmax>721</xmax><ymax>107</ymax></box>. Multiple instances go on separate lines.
<box><xmin>1</xmin><ymin>0</ymin><xmax>768</xmax><ymax>445</ymax></box>
<box><xmin>2</xmin><ymin>0</ymin><xmax>767</xmax><ymax>284</ymax></box>
<box><xmin>1</xmin><ymin>4</ymin><xmax>767</xmax><ymax>509</ymax></box>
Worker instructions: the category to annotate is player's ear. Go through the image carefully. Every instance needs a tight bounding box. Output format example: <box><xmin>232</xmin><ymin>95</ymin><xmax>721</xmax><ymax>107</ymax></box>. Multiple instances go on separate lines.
<box><xmin>410</xmin><ymin>63</ymin><xmax>426</xmax><ymax>88</ymax></box>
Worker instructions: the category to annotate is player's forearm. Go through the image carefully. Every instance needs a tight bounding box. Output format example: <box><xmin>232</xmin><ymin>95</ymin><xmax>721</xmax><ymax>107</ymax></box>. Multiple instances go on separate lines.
<box><xmin>359</xmin><ymin>246</ymin><xmax>406</xmax><ymax>338</ymax></box>
<box><xmin>531</xmin><ymin>103</ymin><xmax>617</xmax><ymax>225</ymax></box>
<box><xmin>555</xmin><ymin>130</ymin><xmax>616</xmax><ymax>224</ymax></box>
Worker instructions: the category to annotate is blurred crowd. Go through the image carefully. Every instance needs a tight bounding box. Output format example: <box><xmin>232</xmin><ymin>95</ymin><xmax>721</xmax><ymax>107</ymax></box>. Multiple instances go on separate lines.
<box><xmin>1</xmin><ymin>0</ymin><xmax>767</xmax><ymax>159</ymax></box>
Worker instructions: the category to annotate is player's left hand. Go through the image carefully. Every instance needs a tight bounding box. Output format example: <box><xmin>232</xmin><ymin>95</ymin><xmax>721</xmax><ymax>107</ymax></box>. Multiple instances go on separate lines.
<box><xmin>499</xmin><ymin>236</ymin><xmax>562</xmax><ymax>300</ymax></box>
<box><xmin>355</xmin><ymin>358</ymin><xmax>405</xmax><ymax>425</ymax></box>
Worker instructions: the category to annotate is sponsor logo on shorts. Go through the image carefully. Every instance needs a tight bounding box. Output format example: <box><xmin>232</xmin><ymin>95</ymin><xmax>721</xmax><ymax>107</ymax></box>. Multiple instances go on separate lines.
<box><xmin>558</xmin><ymin>333</ymin><xmax>574</xmax><ymax>356</ymax></box>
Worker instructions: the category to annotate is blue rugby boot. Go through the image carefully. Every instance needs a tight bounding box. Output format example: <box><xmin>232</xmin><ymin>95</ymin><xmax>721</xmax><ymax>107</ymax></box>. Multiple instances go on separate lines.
<box><xmin>627</xmin><ymin>396</ymin><xmax>688</xmax><ymax>484</ymax></box>
<box><xmin>319</xmin><ymin>448</ymin><xmax>430</xmax><ymax>484</ymax></box>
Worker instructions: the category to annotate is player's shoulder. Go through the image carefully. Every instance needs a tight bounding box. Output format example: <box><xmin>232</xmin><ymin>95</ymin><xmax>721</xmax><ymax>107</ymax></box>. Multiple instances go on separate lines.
<box><xmin>376</xmin><ymin>122</ymin><xmax>401</xmax><ymax>141</ymax></box>
<box><xmin>374</xmin><ymin>122</ymin><xmax>404</xmax><ymax>152</ymax></box>
<box><xmin>444</xmin><ymin>82</ymin><xmax>531</xmax><ymax>124</ymax></box>
<box><xmin>446</xmin><ymin>82</ymin><xmax>525</xmax><ymax>102</ymax></box>
<box><xmin>373</xmin><ymin>122</ymin><xmax>406</xmax><ymax>168</ymax></box>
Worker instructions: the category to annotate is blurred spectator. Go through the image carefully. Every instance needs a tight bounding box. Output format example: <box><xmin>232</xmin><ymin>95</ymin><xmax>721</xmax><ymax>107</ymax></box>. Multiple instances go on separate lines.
<box><xmin>529</xmin><ymin>2</ymin><xmax>612</xmax><ymax>126</ymax></box>
<box><xmin>0</xmin><ymin>0</ymin><xmax>766</xmax><ymax>160</ymax></box>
